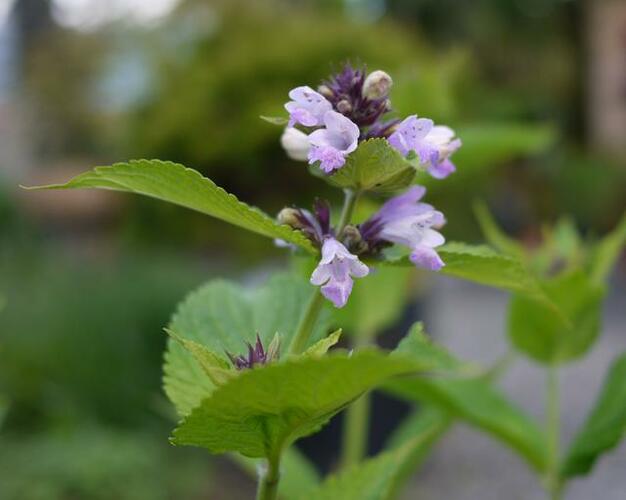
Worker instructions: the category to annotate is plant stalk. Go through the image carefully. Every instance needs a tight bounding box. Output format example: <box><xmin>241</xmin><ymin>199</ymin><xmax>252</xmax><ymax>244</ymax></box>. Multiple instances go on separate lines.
<box><xmin>288</xmin><ymin>188</ymin><xmax>361</xmax><ymax>355</ymax></box>
<box><xmin>256</xmin><ymin>453</ymin><xmax>281</xmax><ymax>500</ymax></box>
<box><xmin>339</xmin><ymin>330</ymin><xmax>375</xmax><ymax>469</ymax></box>
<box><xmin>545</xmin><ymin>363</ymin><xmax>563</xmax><ymax>500</ymax></box>
<box><xmin>336</xmin><ymin>189</ymin><xmax>360</xmax><ymax>238</ymax></box>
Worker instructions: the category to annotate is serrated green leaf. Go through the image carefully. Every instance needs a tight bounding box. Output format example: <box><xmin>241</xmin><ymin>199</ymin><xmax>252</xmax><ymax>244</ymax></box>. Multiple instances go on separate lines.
<box><xmin>562</xmin><ymin>353</ymin><xmax>626</xmax><ymax>477</ymax></box>
<box><xmin>508</xmin><ymin>271</ymin><xmax>605</xmax><ymax>364</ymax></box>
<box><xmin>385</xmin><ymin>325</ymin><xmax>548</xmax><ymax>471</ymax></box>
<box><xmin>303</xmin><ymin>329</ymin><xmax>342</xmax><ymax>357</ymax></box>
<box><xmin>393</xmin><ymin>323</ymin><xmax>465</xmax><ymax>373</ymax></box>
<box><xmin>311</xmin><ymin>139</ymin><xmax>417</xmax><ymax>194</ymax></box>
<box><xmin>164</xmin><ymin>273</ymin><xmax>331</xmax><ymax>416</ymax></box>
<box><xmin>260</xmin><ymin>115</ymin><xmax>289</xmax><ymax>125</ymax></box>
<box><xmin>301</xmin><ymin>408</ymin><xmax>448</xmax><ymax>500</ymax></box>
<box><xmin>334</xmin><ymin>266</ymin><xmax>412</xmax><ymax>336</ymax></box>
<box><xmin>385</xmin><ymin>242</ymin><xmax>546</xmax><ymax>299</ymax></box>
<box><xmin>171</xmin><ymin>351</ymin><xmax>427</xmax><ymax>458</ymax></box>
<box><xmin>165</xmin><ymin>329</ymin><xmax>234</xmax><ymax>386</ymax></box>
<box><xmin>231</xmin><ymin>446</ymin><xmax>320</xmax><ymax>500</ymax></box>
<box><xmin>589</xmin><ymin>214</ymin><xmax>626</xmax><ymax>285</ymax></box>
<box><xmin>24</xmin><ymin>159</ymin><xmax>316</xmax><ymax>254</ymax></box>
<box><xmin>473</xmin><ymin>200</ymin><xmax>525</xmax><ymax>259</ymax></box>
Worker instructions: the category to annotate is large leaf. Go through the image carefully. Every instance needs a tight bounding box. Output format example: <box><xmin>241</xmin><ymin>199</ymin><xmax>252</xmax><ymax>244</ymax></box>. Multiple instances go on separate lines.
<box><xmin>385</xmin><ymin>242</ymin><xmax>546</xmax><ymax>300</ymax></box>
<box><xmin>473</xmin><ymin>200</ymin><xmax>525</xmax><ymax>259</ymax></box>
<box><xmin>589</xmin><ymin>214</ymin><xmax>626</xmax><ymax>285</ymax></box>
<box><xmin>508</xmin><ymin>271</ymin><xmax>605</xmax><ymax>364</ymax></box>
<box><xmin>334</xmin><ymin>266</ymin><xmax>413</xmax><ymax>335</ymax></box>
<box><xmin>311</xmin><ymin>139</ymin><xmax>417</xmax><ymax>194</ymax></box>
<box><xmin>164</xmin><ymin>273</ymin><xmax>331</xmax><ymax>415</ymax></box>
<box><xmin>301</xmin><ymin>408</ymin><xmax>449</xmax><ymax>500</ymax></box>
<box><xmin>562</xmin><ymin>353</ymin><xmax>626</xmax><ymax>477</ymax></box>
<box><xmin>385</xmin><ymin>324</ymin><xmax>548</xmax><ymax>471</ymax></box>
<box><xmin>171</xmin><ymin>351</ymin><xmax>428</xmax><ymax>458</ymax></box>
<box><xmin>24</xmin><ymin>159</ymin><xmax>316</xmax><ymax>254</ymax></box>
<box><xmin>232</xmin><ymin>447</ymin><xmax>320</xmax><ymax>500</ymax></box>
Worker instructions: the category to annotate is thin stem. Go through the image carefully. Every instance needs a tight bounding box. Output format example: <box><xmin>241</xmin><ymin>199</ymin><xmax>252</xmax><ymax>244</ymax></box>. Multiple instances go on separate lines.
<box><xmin>288</xmin><ymin>188</ymin><xmax>361</xmax><ymax>355</ymax></box>
<box><xmin>545</xmin><ymin>363</ymin><xmax>563</xmax><ymax>500</ymax></box>
<box><xmin>336</xmin><ymin>189</ymin><xmax>360</xmax><ymax>238</ymax></box>
<box><xmin>256</xmin><ymin>453</ymin><xmax>281</xmax><ymax>500</ymax></box>
<box><xmin>287</xmin><ymin>289</ymin><xmax>326</xmax><ymax>355</ymax></box>
<box><xmin>339</xmin><ymin>330</ymin><xmax>375</xmax><ymax>470</ymax></box>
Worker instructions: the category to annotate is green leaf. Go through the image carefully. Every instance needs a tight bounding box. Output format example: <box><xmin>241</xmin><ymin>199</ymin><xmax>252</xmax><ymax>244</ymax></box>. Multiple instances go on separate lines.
<box><xmin>334</xmin><ymin>266</ymin><xmax>413</xmax><ymax>335</ymax></box>
<box><xmin>385</xmin><ymin>242</ymin><xmax>546</xmax><ymax>300</ymax></box>
<box><xmin>24</xmin><ymin>159</ymin><xmax>316</xmax><ymax>254</ymax></box>
<box><xmin>302</xmin><ymin>408</ymin><xmax>449</xmax><ymax>500</ymax></box>
<box><xmin>311</xmin><ymin>139</ymin><xmax>417</xmax><ymax>194</ymax></box>
<box><xmin>473</xmin><ymin>200</ymin><xmax>525</xmax><ymax>259</ymax></box>
<box><xmin>231</xmin><ymin>447</ymin><xmax>321</xmax><ymax>500</ymax></box>
<box><xmin>164</xmin><ymin>273</ymin><xmax>331</xmax><ymax>416</ymax></box>
<box><xmin>260</xmin><ymin>115</ymin><xmax>289</xmax><ymax>125</ymax></box>
<box><xmin>165</xmin><ymin>329</ymin><xmax>234</xmax><ymax>386</ymax></box>
<box><xmin>589</xmin><ymin>214</ymin><xmax>626</xmax><ymax>285</ymax></box>
<box><xmin>562</xmin><ymin>353</ymin><xmax>626</xmax><ymax>477</ymax></box>
<box><xmin>508</xmin><ymin>271</ymin><xmax>605</xmax><ymax>363</ymax></box>
<box><xmin>385</xmin><ymin>325</ymin><xmax>548</xmax><ymax>471</ymax></box>
<box><xmin>303</xmin><ymin>329</ymin><xmax>342</xmax><ymax>357</ymax></box>
<box><xmin>171</xmin><ymin>351</ymin><xmax>427</xmax><ymax>458</ymax></box>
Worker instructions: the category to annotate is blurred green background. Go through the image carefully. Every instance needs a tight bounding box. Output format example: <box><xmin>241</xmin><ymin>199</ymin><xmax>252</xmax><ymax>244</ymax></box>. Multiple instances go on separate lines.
<box><xmin>0</xmin><ymin>0</ymin><xmax>625</xmax><ymax>498</ymax></box>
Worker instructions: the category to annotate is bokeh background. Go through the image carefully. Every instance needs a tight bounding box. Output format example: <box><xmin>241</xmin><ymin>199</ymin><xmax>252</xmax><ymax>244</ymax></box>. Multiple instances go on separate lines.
<box><xmin>0</xmin><ymin>0</ymin><xmax>625</xmax><ymax>498</ymax></box>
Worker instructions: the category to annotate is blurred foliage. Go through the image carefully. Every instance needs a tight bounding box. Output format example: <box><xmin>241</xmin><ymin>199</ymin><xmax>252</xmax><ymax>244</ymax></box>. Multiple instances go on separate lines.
<box><xmin>0</xmin><ymin>426</ymin><xmax>209</xmax><ymax>500</ymax></box>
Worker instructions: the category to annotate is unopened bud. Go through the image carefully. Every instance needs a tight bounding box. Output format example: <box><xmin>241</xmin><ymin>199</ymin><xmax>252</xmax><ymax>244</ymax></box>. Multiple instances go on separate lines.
<box><xmin>342</xmin><ymin>225</ymin><xmax>368</xmax><ymax>254</ymax></box>
<box><xmin>277</xmin><ymin>207</ymin><xmax>302</xmax><ymax>228</ymax></box>
<box><xmin>280</xmin><ymin>127</ymin><xmax>310</xmax><ymax>161</ymax></box>
<box><xmin>317</xmin><ymin>85</ymin><xmax>334</xmax><ymax>99</ymax></box>
<box><xmin>336</xmin><ymin>99</ymin><xmax>353</xmax><ymax>114</ymax></box>
<box><xmin>362</xmin><ymin>70</ymin><xmax>393</xmax><ymax>100</ymax></box>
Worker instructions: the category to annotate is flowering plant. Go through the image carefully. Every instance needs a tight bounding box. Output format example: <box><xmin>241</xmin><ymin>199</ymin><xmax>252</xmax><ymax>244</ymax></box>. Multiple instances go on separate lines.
<box><xmin>27</xmin><ymin>65</ymin><xmax>626</xmax><ymax>500</ymax></box>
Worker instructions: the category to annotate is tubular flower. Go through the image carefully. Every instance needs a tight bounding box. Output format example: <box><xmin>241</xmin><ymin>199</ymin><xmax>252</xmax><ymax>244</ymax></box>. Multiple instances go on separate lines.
<box><xmin>310</xmin><ymin>238</ymin><xmax>369</xmax><ymax>308</ymax></box>
<box><xmin>308</xmin><ymin>111</ymin><xmax>360</xmax><ymax>173</ymax></box>
<box><xmin>388</xmin><ymin>116</ymin><xmax>461</xmax><ymax>179</ymax></box>
<box><xmin>360</xmin><ymin>186</ymin><xmax>446</xmax><ymax>271</ymax></box>
<box><xmin>284</xmin><ymin>86</ymin><xmax>332</xmax><ymax>128</ymax></box>
<box><xmin>280</xmin><ymin>127</ymin><xmax>310</xmax><ymax>161</ymax></box>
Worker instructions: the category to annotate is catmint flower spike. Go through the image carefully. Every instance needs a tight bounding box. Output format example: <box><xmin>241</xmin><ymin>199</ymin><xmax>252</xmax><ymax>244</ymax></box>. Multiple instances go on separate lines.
<box><xmin>226</xmin><ymin>334</ymin><xmax>279</xmax><ymax>370</ymax></box>
<box><xmin>362</xmin><ymin>70</ymin><xmax>393</xmax><ymax>100</ymax></box>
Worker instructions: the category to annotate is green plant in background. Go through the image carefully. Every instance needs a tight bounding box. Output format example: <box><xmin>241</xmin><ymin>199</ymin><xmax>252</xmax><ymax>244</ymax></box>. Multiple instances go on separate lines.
<box><xmin>25</xmin><ymin>63</ymin><xmax>625</xmax><ymax>500</ymax></box>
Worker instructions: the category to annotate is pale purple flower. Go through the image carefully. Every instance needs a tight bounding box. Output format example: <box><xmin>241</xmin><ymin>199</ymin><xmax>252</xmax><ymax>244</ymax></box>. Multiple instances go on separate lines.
<box><xmin>310</xmin><ymin>237</ymin><xmax>369</xmax><ymax>308</ymax></box>
<box><xmin>285</xmin><ymin>86</ymin><xmax>333</xmax><ymax>128</ymax></box>
<box><xmin>360</xmin><ymin>186</ymin><xmax>446</xmax><ymax>271</ymax></box>
<box><xmin>308</xmin><ymin>111</ymin><xmax>360</xmax><ymax>173</ymax></box>
<box><xmin>388</xmin><ymin>116</ymin><xmax>461</xmax><ymax>179</ymax></box>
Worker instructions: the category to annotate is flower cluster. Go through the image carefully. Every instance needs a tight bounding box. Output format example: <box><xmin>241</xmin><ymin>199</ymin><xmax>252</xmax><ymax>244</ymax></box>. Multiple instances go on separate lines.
<box><xmin>226</xmin><ymin>334</ymin><xmax>279</xmax><ymax>370</ymax></box>
<box><xmin>281</xmin><ymin>64</ymin><xmax>461</xmax><ymax>175</ymax></box>
<box><xmin>276</xmin><ymin>64</ymin><xmax>461</xmax><ymax>308</ymax></box>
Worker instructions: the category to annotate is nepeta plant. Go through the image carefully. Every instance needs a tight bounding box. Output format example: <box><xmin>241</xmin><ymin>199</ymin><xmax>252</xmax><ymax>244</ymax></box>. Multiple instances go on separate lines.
<box><xmin>27</xmin><ymin>64</ymin><xmax>625</xmax><ymax>500</ymax></box>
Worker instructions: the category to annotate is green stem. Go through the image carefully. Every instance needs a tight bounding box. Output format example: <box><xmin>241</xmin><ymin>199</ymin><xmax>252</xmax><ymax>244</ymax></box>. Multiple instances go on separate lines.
<box><xmin>256</xmin><ymin>453</ymin><xmax>281</xmax><ymax>500</ymax></box>
<box><xmin>339</xmin><ymin>330</ymin><xmax>375</xmax><ymax>470</ymax></box>
<box><xmin>336</xmin><ymin>189</ymin><xmax>360</xmax><ymax>238</ymax></box>
<box><xmin>288</xmin><ymin>189</ymin><xmax>361</xmax><ymax>355</ymax></box>
<box><xmin>545</xmin><ymin>364</ymin><xmax>563</xmax><ymax>500</ymax></box>
<box><xmin>287</xmin><ymin>289</ymin><xmax>326</xmax><ymax>355</ymax></box>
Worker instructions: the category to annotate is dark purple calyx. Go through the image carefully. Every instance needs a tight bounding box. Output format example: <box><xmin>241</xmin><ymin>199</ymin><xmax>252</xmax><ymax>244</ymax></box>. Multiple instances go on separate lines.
<box><xmin>278</xmin><ymin>199</ymin><xmax>333</xmax><ymax>247</ymax></box>
<box><xmin>320</xmin><ymin>64</ymin><xmax>392</xmax><ymax>132</ymax></box>
<box><xmin>226</xmin><ymin>334</ymin><xmax>279</xmax><ymax>370</ymax></box>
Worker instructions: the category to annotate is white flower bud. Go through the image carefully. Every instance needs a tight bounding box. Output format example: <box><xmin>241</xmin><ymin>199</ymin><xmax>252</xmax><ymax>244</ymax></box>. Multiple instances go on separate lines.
<box><xmin>362</xmin><ymin>70</ymin><xmax>393</xmax><ymax>100</ymax></box>
<box><xmin>280</xmin><ymin>127</ymin><xmax>310</xmax><ymax>161</ymax></box>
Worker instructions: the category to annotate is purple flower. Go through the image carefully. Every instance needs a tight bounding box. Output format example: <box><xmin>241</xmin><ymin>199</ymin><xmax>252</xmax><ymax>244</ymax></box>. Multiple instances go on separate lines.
<box><xmin>285</xmin><ymin>86</ymin><xmax>333</xmax><ymax>128</ymax></box>
<box><xmin>388</xmin><ymin>116</ymin><xmax>461</xmax><ymax>179</ymax></box>
<box><xmin>360</xmin><ymin>186</ymin><xmax>446</xmax><ymax>271</ymax></box>
<box><xmin>226</xmin><ymin>334</ymin><xmax>279</xmax><ymax>370</ymax></box>
<box><xmin>310</xmin><ymin>237</ymin><xmax>369</xmax><ymax>308</ymax></box>
<box><xmin>308</xmin><ymin>111</ymin><xmax>360</xmax><ymax>173</ymax></box>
